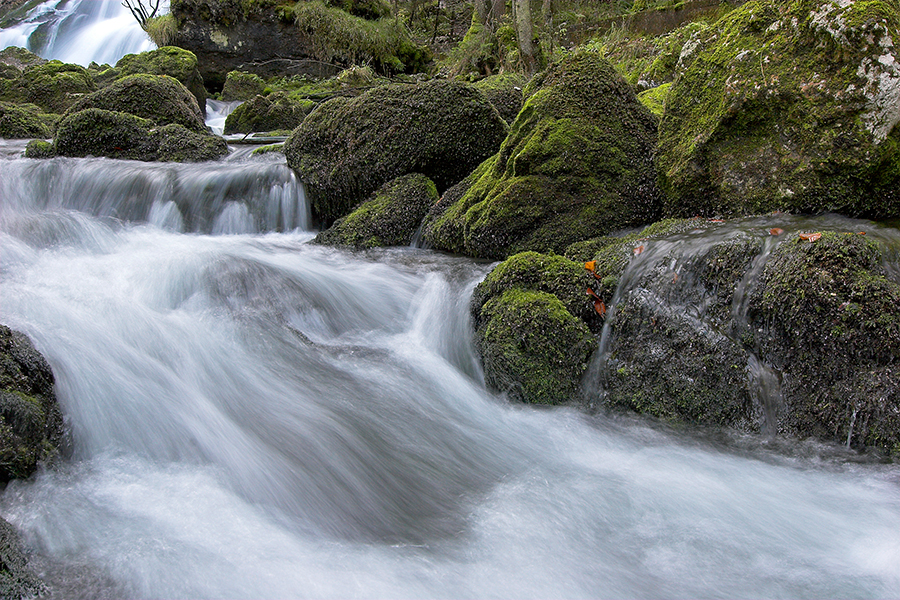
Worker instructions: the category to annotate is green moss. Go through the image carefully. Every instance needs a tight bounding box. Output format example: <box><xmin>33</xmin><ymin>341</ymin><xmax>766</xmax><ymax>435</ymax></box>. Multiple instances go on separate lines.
<box><xmin>0</xmin><ymin>101</ymin><xmax>52</xmax><ymax>138</ymax></box>
<box><xmin>250</xmin><ymin>143</ymin><xmax>285</xmax><ymax>155</ymax></box>
<box><xmin>24</xmin><ymin>139</ymin><xmax>54</xmax><ymax>158</ymax></box>
<box><xmin>10</xmin><ymin>60</ymin><xmax>98</xmax><ymax>113</ymax></box>
<box><xmin>221</xmin><ymin>70</ymin><xmax>266</xmax><ymax>101</ymax></box>
<box><xmin>114</xmin><ymin>47</ymin><xmax>207</xmax><ymax>113</ymax></box>
<box><xmin>472</xmin><ymin>74</ymin><xmax>527</xmax><ymax>124</ymax></box>
<box><xmin>223</xmin><ymin>91</ymin><xmax>314</xmax><ymax>134</ymax></box>
<box><xmin>476</xmin><ymin>288</ymin><xmax>595</xmax><ymax>405</ymax></box>
<box><xmin>425</xmin><ymin>50</ymin><xmax>661</xmax><ymax>260</ymax></box>
<box><xmin>313</xmin><ymin>173</ymin><xmax>438</xmax><ymax>248</ymax></box>
<box><xmin>637</xmin><ymin>82</ymin><xmax>670</xmax><ymax>117</ymax></box>
<box><xmin>291</xmin><ymin>1</ymin><xmax>429</xmax><ymax>74</ymax></box>
<box><xmin>658</xmin><ymin>0</ymin><xmax>900</xmax><ymax>219</ymax></box>
<box><xmin>284</xmin><ymin>80</ymin><xmax>507</xmax><ymax>225</ymax></box>
<box><xmin>154</xmin><ymin>123</ymin><xmax>229</xmax><ymax>162</ymax></box>
<box><xmin>66</xmin><ymin>74</ymin><xmax>206</xmax><ymax>132</ymax></box>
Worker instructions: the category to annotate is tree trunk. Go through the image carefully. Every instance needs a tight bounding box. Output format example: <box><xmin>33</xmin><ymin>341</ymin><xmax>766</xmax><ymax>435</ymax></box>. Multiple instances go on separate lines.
<box><xmin>513</xmin><ymin>0</ymin><xmax>537</xmax><ymax>74</ymax></box>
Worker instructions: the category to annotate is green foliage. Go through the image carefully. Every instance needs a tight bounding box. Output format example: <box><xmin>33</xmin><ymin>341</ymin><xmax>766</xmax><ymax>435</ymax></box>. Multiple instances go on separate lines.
<box><xmin>292</xmin><ymin>1</ymin><xmax>429</xmax><ymax>73</ymax></box>
<box><xmin>145</xmin><ymin>14</ymin><xmax>178</xmax><ymax>47</ymax></box>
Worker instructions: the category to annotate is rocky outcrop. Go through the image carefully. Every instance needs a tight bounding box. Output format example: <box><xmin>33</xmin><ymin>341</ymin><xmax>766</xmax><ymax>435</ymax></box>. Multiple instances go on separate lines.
<box><xmin>169</xmin><ymin>0</ymin><xmax>426</xmax><ymax>90</ymax></box>
<box><xmin>313</xmin><ymin>173</ymin><xmax>438</xmax><ymax>249</ymax></box>
<box><xmin>658</xmin><ymin>0</ymin><xmax>900</xmax><ymax>218</ymax></box>
<box><xmin>284</xmin><ymin>80</ymin><xmax>507</xmax><ymax>225</ymax></box>
<box><xmin>423</xmin><ymin>50</ymin><xmax>662</xmax><ymax>260</ymax></box>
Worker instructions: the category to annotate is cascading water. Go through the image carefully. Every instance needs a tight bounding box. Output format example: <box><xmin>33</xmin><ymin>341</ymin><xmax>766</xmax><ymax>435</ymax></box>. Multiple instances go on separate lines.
<box><xmin>0</xmin><ymin>0</ymin><xmax>158</xmax><ymax>65</ymax></box>
<box><xmin>0</xmin><ymin>138</ymin><xmax>899</xmax><ymax>598</ymax></box>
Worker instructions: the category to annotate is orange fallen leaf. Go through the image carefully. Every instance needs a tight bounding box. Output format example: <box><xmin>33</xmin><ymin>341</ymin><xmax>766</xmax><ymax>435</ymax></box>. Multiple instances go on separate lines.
<box><xmin>593</xmin><ymin>300</ymin><xmax>607</xmax><ymax>317</ymax></box>
<box><xmin>798</xmin><ymin>232</ymin><xmax>822</xmax><ymax>241</ymax></box>
<box><xmin>586</xmin><ymin>288</ymin><xmax>600</xmax><ymax>299</ymax></box>
<box><xmin>858</xmin><ymin>231</ymin><xmax>866</xmax><ymax>235</ymax></box>
<box><xmin>769</xmin><ymin>228</ymin><xmax>784</xmax><ymax>236</ymax></box>
<box><xmin>633</xmin><ymin>245</ymin><xmax>644</xmax><ymax>256</ymax></box>
<box><xmin>672</xmin><ymin>272</ymin><xmax>679</xmax><ymax>283</ymax></box>
<box><xmin>584</xmin><ymin>260</ymin><xmax>597</xmax><ymax>272</ymax></box>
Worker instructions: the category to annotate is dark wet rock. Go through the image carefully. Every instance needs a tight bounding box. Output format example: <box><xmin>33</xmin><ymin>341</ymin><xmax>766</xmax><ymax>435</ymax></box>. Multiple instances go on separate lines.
<box><xmin>223</xmin><ymin>91</ymin><xmax>314</xmax><ymax>135</ymax></box>
<box><xmin>0</xmin><ymin>517</ymin><xmax>45</xmax><ymax>600</ymax></box>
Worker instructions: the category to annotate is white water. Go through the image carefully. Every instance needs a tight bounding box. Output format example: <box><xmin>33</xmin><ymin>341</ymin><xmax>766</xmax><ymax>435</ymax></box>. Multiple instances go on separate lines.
<box><xmin>0</xmin><ymin>0</ymin><xmax>159</xmax><ymax>66</ymax></box>
<box><xmin>0</xmin><ymin>143</ymin><xmax>899</xmax><ymax>598</ymax></box>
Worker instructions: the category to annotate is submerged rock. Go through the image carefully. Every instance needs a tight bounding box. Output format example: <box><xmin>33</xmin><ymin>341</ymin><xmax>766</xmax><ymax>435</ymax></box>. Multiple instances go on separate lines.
<box><xmin>658</xmin><ymin>0</ymin><xmax>900</xmax><ymax>218</ymax></box>
<box><xmin>313</xmin><ymin>173</ymin><xmax>438</xmax><ymax>249</ymax></box>
<box><xmin>424</xmin><ymin>50</ymin><xmax>662</xmax><ymax>260</ymax></box>
<box><xmin>284</xmin><ymin>80</ymin><xmax>507</xmax><ymax>225</ymax></box>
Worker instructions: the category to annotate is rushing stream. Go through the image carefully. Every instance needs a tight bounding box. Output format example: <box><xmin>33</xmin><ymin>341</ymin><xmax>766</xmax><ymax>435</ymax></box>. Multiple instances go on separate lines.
<box><xmin>1</xmin><ymin>139</ymin><xmax>899</xmax><ymax>598</ymax></box>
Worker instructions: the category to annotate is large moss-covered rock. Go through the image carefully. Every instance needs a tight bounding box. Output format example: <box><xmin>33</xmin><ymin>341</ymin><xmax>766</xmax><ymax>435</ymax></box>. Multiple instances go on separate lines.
<box><xmin>66</xmin><ymin>74</ymin><xmax>207</xmax><ymax>133</ymax></box>
<box><xmin>0</xmin><ymin>101</ymin><xmax>52</xmax><ymax>138</ymax></box>
<box><xmin>24</xmin><ymin>139</ymin><xmax>54</xmax><ymax>158</ymax></box>
<box><xmin>2</xmin><ymin>60</ymin><xmax>97</xmax><ymax>113</ymax></box>
<box><xmin>54</xmin><ymin>108</ymin><xmax>158</xmax><ymax>161</ymax></box>
<box><xmin>658</xmin><ymin>0</ymin><xmax>900</xmax><ymax>218</ymax></box>
<box><xmin>53</xmin><ymin>108</ymin><xmax>228</xmax><ymax>162</ymax></box>
<box><xmin>313</xmin><ymin>173</ymin><xmax>438</xmax><ymax>249</ymax></box>
<box><xmin>223</xmin><ymin>91</ymin><xmax>314</xmax><ymax>134</ymax></box>
<box><xmin>0</xmin><ymin>324</ymin><xmax>64</xmax><ymax>482</ymax></box>
<box><xmin>423</xmin><ymin>50</ymin><xmax>662</xmax><ymax>260</ymax></box>
<box><xmin>284</xmin><ymin>80</ymin><xmax>507</xmax><ymax>225</ymax></box>
<box><xmin>0</xmin><ymin>46</ymin><xmax>45</xmax><ymax>71</ymax></box>
<box><xmin>115</xmin><ymin>46</ymin><xmax>207</xmax><ymax>114</ymax></box>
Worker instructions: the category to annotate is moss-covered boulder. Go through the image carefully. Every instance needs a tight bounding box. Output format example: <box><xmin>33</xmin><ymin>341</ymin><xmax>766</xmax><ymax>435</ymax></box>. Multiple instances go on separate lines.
<box><xmin>54</xmin><ymin>108</ymin><xmax>158</xmax><ymax>161</ymax></box>
<box><xmin>221</xmin><ymin>70</ymin><xmax>266</xmax><ymax>101</ymax></box>
<box><xmin>154</xmin><ymin>123</ymin><xmax>229</xmax><ymax>162</ymax></box>
<box><xmin>747</xmin><ymin>231</ymin><xmax>900</xmax><ymax>451</ymax></box>
<box><xmin>471</xmin><ymin>251</ymin><xmax>598</xmax><ymax>405</ymax></box>
<box><xmin>0</xmin><ymin>101</ymin><xmax>52</xmax><ymax>138</ymax></box>
<box><xmin>223</xmin><ymin>91</ymin><xmax>314</xmax><ymax>134</ymax></box>
<box><xmin>66</xmin><ymin>74</ymin><xmax>207</xmax><ymax>133</ymax></box>
<box><xmin>313</xmin><ymin>173</ymin><xmax>438</xmax><ymax>249</ymax></box>
<box><xmin>24</xmin><ymin>139</ymin><xmax>54</xmax><ymax>158</ymax></box>
<box><xmin>4</xmin><ymin>60</ymin><xmax>98</xmax><ymax>114</ymax></box>
<box><xmin>0</xmin><ymin>46</ymin><xmax>45</xmax><ymax>71</ymax></box>
<box><xmin>284</xmin><ymin>80</ymin><xmax>507</xmax><ymax>225</ymax></box>
<box><xmin>115</xmin><ymin>46</ymin><xmax>207</xmax><ymax>114</ymax></box>
<box><xmin>658</xmin><ymin>0</ymin><xmax>900</xmax><ymax>219</ymax></box>
<box><xmin>0</xmin><ymin>324</ymin><xmax>64</xmax><ymax>482</ymax></box>
<box><xmin>423</xmin><ymin>50</ymin><xmax>662</xmax><ymax>260</ymax></box>
<box><xmin>473</xmin><ymin>73</ymin><xmax>526</xmax><ymax>125</ymax></box>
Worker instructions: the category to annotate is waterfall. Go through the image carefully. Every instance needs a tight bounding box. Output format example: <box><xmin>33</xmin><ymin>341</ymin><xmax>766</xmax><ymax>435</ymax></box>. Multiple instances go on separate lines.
<box><xmin>0</xmin><ymin>0</ymin><xmax>162</xmax><ymax>66</ymax></box>
<box><xmin>0</xmin><ymin>141</ymin><xmax>898</xmax><ymax>598</ymax></box>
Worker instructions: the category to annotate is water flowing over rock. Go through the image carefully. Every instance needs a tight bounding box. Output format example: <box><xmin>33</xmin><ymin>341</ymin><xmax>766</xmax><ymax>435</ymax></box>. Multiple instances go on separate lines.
<box><xmin>658</xmin><ymin>0</ymin><xmax>900</xmax><ymax>218</ymax></box>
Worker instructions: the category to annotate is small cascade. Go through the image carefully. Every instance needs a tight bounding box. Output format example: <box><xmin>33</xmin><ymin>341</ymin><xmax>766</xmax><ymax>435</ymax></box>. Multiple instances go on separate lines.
<box><xmin>0</xmin><ymin>148</ymin><xmax>310</xmax><ymax>235</ymax></box>
<box><xmin>0</xmin><ymin>0</ymin><xmax>159</xmax><ymax>66</ymax></box>
<box><xmin>206</xmin><ymin>100</ymin><xmax>244</xmax><ymax>137</ymax></box>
